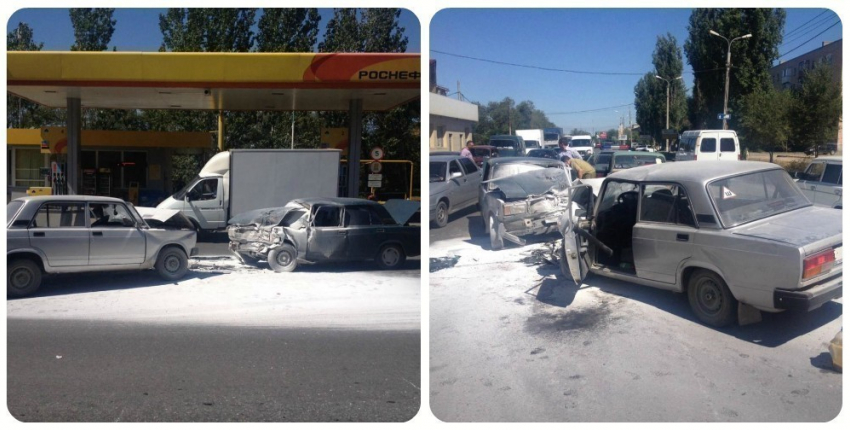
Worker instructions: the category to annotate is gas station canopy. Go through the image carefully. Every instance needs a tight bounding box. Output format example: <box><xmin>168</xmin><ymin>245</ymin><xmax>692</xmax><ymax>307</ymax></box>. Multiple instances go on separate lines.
<box><xmin>7</xmin><ymin>51</ymin><xmax>421</xmax><ymax>111</ymax></box>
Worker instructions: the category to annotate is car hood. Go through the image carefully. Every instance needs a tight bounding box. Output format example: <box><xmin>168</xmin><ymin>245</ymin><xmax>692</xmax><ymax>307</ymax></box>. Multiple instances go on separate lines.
<box><xmin>486</xmin><ymin>167</ymin><xmax>569</xmax><ymax>200</ymax></box>
<box><xmin>732</xmin><ymin>206</ymin><xmax>842</xmax><ymax>246</ymax></box>
<box><xmin>135</xmin><ymin>207</ymin><xmax>195</xmax><ymax>230</ymax></box>
<box><xmin>228</xmin><ymin>206</ymin><xmax>297</xmax><ymax>227</ymax></box>
<box><xmin>383</xmin><ymin>199</ymin><xmax>420</xmax><ymax>225</ymax></box>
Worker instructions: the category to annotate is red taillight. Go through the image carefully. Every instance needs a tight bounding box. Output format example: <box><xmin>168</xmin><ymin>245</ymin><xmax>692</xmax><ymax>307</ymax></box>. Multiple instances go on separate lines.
<box><xmin>803</xmin><ymin>249</ymin><xmax>836</xmax><ymax>279</ymax></box>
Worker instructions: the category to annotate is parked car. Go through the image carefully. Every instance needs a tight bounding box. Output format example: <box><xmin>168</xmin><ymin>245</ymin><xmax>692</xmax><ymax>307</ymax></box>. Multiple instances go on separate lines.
<box><xmin>794</xmin><ymin>156</ymin><xmax>842</xmax><ymax>209</ymax></box>
<box><xmin>429</xmin><ymin>155</ymin><xmax>482</xmax><ymax>227</ymax></box>
<box><xmin>7</xmin><ymin>195</ymin><xmax>198</xmax><ymax>298</ymax></box>
<box><xmin>676</xmin><ymin>129</ymin><xmax>740</xmax><ymax>161</ymax></box>
<box><xmin>488</xmin><ymin>135</ymin><xmax>526</xmax><ymax>157</ymax></box>
<box><xmin>479</xmin><ymin>157</ymin><xmax>577</xmax><ymax>250</ymax></box>
<box><xmin>559</xmin><ymin>161</ymin><xmax>842</xmax><ymax>327</ymax></box>
<box><xmin>228</xmin><ymin>198</ymin><xmax>420</xmax><ymax>272</ymax></box>
<box><xmin>568</xmin><ymin>135</ymin><xmax>595</xmax><ymax>158</ymax></box>
<box><xmin>588</xmin><ymin>150</ymin><xmax>666</xmax><ymax>178</ymax></box>
<box><xmin>470</xmin><ymin>145</ymin><xmax>499</xmax><ymax>167</ymax></box>
<box><xmin>804</xmin><ymin>143</ymin><xmax>838</xmax><ymax>156</ymax></box>
<box><xmin>633</xmin><ymin>145</ymin><xmax>656</xmax><ymax>152</ymax></box>
<box><xmin>527</xmin><ymin>148</ymin><xmax>561</xmax><ymax>160</ymax></box>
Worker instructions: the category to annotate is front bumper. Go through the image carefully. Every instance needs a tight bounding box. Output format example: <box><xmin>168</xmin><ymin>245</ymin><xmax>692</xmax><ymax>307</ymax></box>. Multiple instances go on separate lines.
<box><xmin>774</xmin><ymin>275</ymin><xmax>842</xmax><ymax>311</ymax></box>
<box><xmin>190</xmin><ymin>247</ymin><xmax>199</xmax><ymax>256</ymax></box>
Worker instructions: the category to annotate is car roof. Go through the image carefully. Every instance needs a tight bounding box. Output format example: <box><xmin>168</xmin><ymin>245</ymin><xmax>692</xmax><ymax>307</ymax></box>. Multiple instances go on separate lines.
<box><xmin>430</xmin><ymin>154</ymin><xmax>465</xmax><ymax>162</ymax></box>
<box><xmin>12</xmin><ymin>195</ymin><xmax>126</xmax><ymax>204</ymax></box>
<box><xmin>607</xmin><ymin>160</ymin><xmax>780</xmax><ymax>183</ymax></box>
<box><xmin>610</xmin><ymin>151</ymin><xmax>665</xmax><ymax>157</ymax></box>
<box><xmin>812</xmin><ymin>156</ymin><xmax>842</xmax><ymax>162</ymax></box>
<box><xmin>486</xmin><ymin>156</ymin><xmax>564</xmax><ymax>167</ymax></box>
<box><xmin>293</xmin><ymin>197</ymin><xmax>383</xmax><ymax>207</ymax></box>
<box><xmin>471</xmin><ymin>145</ymin><xmax>496</xmax><ymax>149</ymax></box>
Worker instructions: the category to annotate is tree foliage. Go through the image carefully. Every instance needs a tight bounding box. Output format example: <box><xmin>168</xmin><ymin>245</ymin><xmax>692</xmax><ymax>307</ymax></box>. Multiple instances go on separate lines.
<box><xmin>7</xmin><ymin>22</ymin><xmax>64</xmax><ymax>128</ymax></box>
<box><xmin>361</xmin><ymin>9</ymin><xmax>408</xmax><ymax>53</ymax></box>
<box><xmin>159</xmin><ymin>8</ymin><xmax>256</xmax><ymax>52</ymax></box>
<box><xmin>319</xmin><ymin>9</ymin><xmax>361</xmax><ymax>52</ymax></box>
<box><xmin>738</xmin><ymin>85</ymin><xmax>793</xmax><ymax>152</ymax></box>
<box><xmin>789</xmin><ymin>63</ymin><xmax>842</xmax><ymax>153</ymax></box>
<box><xmin>69</xmin><ymin>8</ymin><xmax>116</xmax><ymax>51</ymax></box>
<box><xmin>474</xmin><ymin>98</ymin><xmax>556</xmax><ymax>143</ymax></box>
<box><xmin>635</xmin><ymin>34</ymin><xmax>688</xmax><ymax>148</ymax></box>
<box><xmin>256</xmin><ymin>8</ymin><xmax>321</xmax><ymax>52</ymax></box>
<box><xmin>684</xmin><ymin>8</ymin><xmax>785</xmax><ymax>129</ymax></box>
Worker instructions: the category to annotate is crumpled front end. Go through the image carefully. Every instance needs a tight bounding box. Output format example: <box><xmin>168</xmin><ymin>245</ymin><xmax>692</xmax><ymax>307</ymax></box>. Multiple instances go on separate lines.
<box><xmin>228</xmin><ymin>224</ymin><xmax>287</xmax><ymax>258</ymax></box>
<box><xmin>501</xmin><ymin>193</ymin><xmax>570</xmax><ymax>239</ymax></box>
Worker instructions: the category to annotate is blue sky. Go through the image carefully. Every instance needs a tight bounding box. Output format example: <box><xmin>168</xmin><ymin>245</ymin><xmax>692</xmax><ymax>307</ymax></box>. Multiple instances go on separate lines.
<box><xmin>7</xmin><ymin>8</ymin><xmax>421</xmax><ymax>52</ymax></box>
<box><xmin>430</xmin><ymin>8</ymin><xmax>842</xmax><ymax>133</ymax></box>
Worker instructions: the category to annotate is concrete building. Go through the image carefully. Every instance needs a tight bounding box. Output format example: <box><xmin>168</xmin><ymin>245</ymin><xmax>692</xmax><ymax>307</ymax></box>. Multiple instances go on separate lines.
<box><xmin>429</xmin><ymin>60</ymin><xmax>479</xmax><ymax>152</ymax></box>
<box><xmin>770</xmin><ymin>39</ymin><xmax>842</xmax><ymax>151</ymax></box>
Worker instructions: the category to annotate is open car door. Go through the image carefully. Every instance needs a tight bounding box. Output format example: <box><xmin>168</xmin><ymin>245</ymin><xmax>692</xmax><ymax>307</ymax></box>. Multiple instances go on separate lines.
<box><xmin>558</xmin><ymin>183</ymin><xmax>604</xmax><ymax>286</ymax></box>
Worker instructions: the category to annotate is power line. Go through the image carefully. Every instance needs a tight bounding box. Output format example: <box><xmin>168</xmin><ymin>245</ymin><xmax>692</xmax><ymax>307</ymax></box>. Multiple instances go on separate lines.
<box><xmin>783</xmin><ymin>10</ymin><xmax>828</xmax><ymax>38</ymax></box>
<box><xmin>431</xmin><ymin>49</ymin><xmax>645</xmax><ymax>76</ymax></box>
<box><xmin>780</xmin><ymin>12</ymin><xmax>837</xmax><ymax>47</ymax></box>
<box><xmin>546</xmin><ymin>103</ymin><xmax>634</xmax><ymax>116</ymax></box>
<box><xmin>778</xmin><ymin>20</ymin><xmax>840</xmax><ymax>60</ymax></box>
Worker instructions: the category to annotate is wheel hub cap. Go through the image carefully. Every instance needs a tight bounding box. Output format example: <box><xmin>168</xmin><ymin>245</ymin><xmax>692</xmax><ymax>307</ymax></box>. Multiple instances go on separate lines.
<box><xmin>11</xmin><ymin>269</ymin><xmax>32</xmax><ymax>289</ymax></box>
<box><xmin>165</xmin><ymin>256</ymin><xmax>180</xmax><ymax>272</ymax></box>
<box><xmin>383</xmin><ymin>249</ymin><xmax>399</xmax><ymax>266</ymax></box>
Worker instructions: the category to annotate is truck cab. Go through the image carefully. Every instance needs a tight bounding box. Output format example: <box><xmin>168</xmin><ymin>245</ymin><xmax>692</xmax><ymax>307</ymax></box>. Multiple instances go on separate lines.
<box><xmin>157</xmin><ymin>151</ymin><xmax>230</xmax><ymax>231</ymax></box>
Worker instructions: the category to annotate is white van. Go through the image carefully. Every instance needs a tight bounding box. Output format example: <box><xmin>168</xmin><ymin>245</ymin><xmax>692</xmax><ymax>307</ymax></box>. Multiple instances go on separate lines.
<box><xmin>675</xmin><ymin>130</ymin><xmax>740</xmax><ymax>161</ymax></box>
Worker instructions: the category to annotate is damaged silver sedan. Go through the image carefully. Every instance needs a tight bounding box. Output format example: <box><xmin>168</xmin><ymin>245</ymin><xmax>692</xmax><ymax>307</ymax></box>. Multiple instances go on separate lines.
<box><xmin>479</xmin><ymin>157</ymin><xmax>578</xmax><ymax>250</ymax></box>
<box><xmin>7</xmin><ymin>196</ymin><xmax>198</xmax><ymax>297</ymax></box>
<box><xmin>228</xmin><ymin>198</ymin><xmax>420</xmax><ymax>272</ymax></box>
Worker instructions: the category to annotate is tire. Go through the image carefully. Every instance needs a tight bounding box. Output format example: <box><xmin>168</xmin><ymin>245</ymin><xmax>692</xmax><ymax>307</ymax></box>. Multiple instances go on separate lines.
<box><xmin>489</xmin><ymin>214</ymin><xmax>504</xmax><ymax>250</ymax></box>
<box><xmin>687</xmin><ymin>270</ymin><xmax>737</xmax><ymax>327</ymax></box>
<box><xmin>236</xmin><ymin>252</ymin><xmax>261</xmax><ymax>266</ymax></box>
<box><xmin>155</xmin><ymin>247</ymin><xmax>189</xmax><ymax>281</ymax></box>
<box><xmin>376</xmin><ymin>244</ymin><xmax>406</xmax><ymax>270</ymax></box>
<box><xmin>268</xmin><ymin>244</ymin><xmax>298</xmax><ymax>273</ymax></box>
<box><xmin>8</xmin><ymin>259</ymin><xmax>42</xmax><ymax>298</ymax></box>
<box><xmin>434</xmin><ymin>200</ymin><xmax>449</xmax><ymax>228</ymax></box>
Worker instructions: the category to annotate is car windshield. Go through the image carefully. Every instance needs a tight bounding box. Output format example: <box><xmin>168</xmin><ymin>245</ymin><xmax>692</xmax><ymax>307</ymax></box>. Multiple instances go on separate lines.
<box><xmin>525</xmin><ymin>140</ymin><xmax>540</xmax><ymax>148</ymax></box>
<box><xmin>430</xmin><ymin>161</ymin><xmax>448</xmax><ymax>182</ymax></box>
<box><xmin>591</xmin><ymin>153</ymin><xmax>613</xmax><ymax>170</ymax></box>
<box><xmin>571</xmin><ymin>138</ymin><xmax>592</xmax><ymax>148</ymax></box>
<box><xmin>708</xmin><ymin>169</ymin><xmax>811</xmax><ymax>228</ymax></box>
<box><xmin>491</xmin><ymin>163</ymin><xmax>546</xmax><ymax>180</ymax></box>
<box><xmin>613</xmin><ymin>154</ymin><xmax>663</xmax><ymax>169</ymax></box>
<box><xmin>172</xmin><ymin>175</ymin><xmax>201</xmax><ymax>200</ymax></box>
<box><xmin>544</xmin><ymin>133</ymin><xmax>559</xmax><ymax>141</ymax></box>
<box><xmin>7</xmin><ymin>201</ymin><xmax>24</xmax><ymax>223</ymax></box>
<box><xmin>489</xmin><ymin>140</ymin><xmax>521</xmax><ymax>157</ymax></box>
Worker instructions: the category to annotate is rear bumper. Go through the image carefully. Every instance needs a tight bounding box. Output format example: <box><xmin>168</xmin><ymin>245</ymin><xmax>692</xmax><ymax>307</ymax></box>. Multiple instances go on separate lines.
<box><xmin>774</xmin><ymin>275</ymin><xmax>842</xmax><ymax>311</ymax></box>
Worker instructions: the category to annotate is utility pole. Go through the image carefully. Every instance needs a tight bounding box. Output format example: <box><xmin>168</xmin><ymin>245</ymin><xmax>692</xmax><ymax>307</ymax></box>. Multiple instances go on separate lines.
<box><xmin>655</xmin><ymin>75</ymin><xmax>683</xmax><ymax>151</ymax></box>
<box><xmin>710</xmin><ymin>30</ymin><xmax>752</xmax><ymax>130</ymax></box>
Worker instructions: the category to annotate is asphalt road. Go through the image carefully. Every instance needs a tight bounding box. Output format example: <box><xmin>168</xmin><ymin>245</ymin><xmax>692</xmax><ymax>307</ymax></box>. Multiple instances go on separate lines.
<box><xmin>429</xmin><ymin>207</ymin><xmax>842</xmax><ymax>422</ymax></box>
<box><xmin>8</xmin><ymin>319</ymin><xmax>420</xmax><ymax>422</ymax></box>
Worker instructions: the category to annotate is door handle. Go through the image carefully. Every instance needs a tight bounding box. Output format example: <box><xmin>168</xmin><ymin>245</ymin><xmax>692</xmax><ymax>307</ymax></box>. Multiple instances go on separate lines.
<box><xmin>33</xmin><ymin>232</ymin><xmax>45</xmax><ymax>237</ymax></box>
<box><xmin>676</xmin><ymin>233</ymin><xmax>689</xmax><ymax>242</ymax></box>
<box><xmin>93</xmin><ymin>231</ymin><xmax>103</xmax><ymax>237</ymax></box>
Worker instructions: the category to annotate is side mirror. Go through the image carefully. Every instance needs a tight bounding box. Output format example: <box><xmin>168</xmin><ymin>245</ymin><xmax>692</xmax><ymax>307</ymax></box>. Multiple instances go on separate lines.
<box><xmin>450</xmin><ymin>171</ymin><xmax>463</xmax><ymax>179</ymax></box>
<box><xmin>121</xmin><ymin>217</ymin><xmax>136</xmax><ymax>228</ymax></box>
<box><xmin>186</xmin><ymin>190</ymin><xmax>199</xmax><ymax>201</ymax></box>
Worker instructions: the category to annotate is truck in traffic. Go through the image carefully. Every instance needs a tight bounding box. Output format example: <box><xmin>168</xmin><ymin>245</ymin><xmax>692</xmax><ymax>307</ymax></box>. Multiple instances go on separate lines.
<box><xmin>516</xmin><ymin>129</ymin><xmax>544</xmax><ymax>154</ymax></box>
<box><xmin>157</xmin><ymin>149</ymin><xmax>341</xmax><ymax>231</ymax></box>
<box><xmin>543</xmin><ymin>127</ymin><xmax>564</xmax><ymax>149</ymax></box>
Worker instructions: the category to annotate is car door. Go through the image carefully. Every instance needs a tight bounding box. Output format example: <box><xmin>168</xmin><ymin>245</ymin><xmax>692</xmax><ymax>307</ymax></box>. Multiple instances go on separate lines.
<box><xmin>343</xmin><ymin>205</ymin><xmax>386</xmax><ymax>260</ymax></box>
<box><xmin>697</xmin><ymin>134</ymin><xmax>719</xmax><ymax>161</ymax></box>
<box><xmin>458</xmin><ymin>157</ymin><xmax>482</xmax><ymax>208</ymax></box>
<box><xmin>797</xmin><ymin>160</ymin><xmax>824</xmax><ymax>204</ymax></box>
<box><xmin>718</xmin><ymin>135</ymin><xmax>738</xmax><ymax>160</ymax></box>
<box><xmin>306</xmin><ymin>204</ymin><xmax>347</xmax><ymax>261</ymax></box>
<box><xmin>88</xmin><ymin>202</ymin><xmax>146</xmax><ymax>265</ymax></box>
<box><xmin>185</xmin><ymin>177</ymin><xmax>226</xmax><ymax>229</ymax></box>
<box><xmin>632</xmin><ymin>184</ymin><xmax>696</xmax><ymax>284</ymax></box>
<box><xmin>446</xmin><ymin>160</ymin><xmax>470</xmax><ymax>210</ymax></box>
<box><xmin>560</xmin><ymin>183</ymin><xmax>596</xmax><ymax>285</ymax></box>
<box><xmin>28</xmin><ymin>201</ymin><xmax>90</xmax><ymax>267</ymax></box>
<box><xmin>812</xmin><ymin>161</ymin><xmax>842</xmax><ymax>207</ymax></box>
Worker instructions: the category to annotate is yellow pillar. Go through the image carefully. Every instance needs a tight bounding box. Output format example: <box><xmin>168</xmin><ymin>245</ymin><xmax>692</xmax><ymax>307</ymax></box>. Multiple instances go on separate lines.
<box><xmin>217</xmin><ymin>111</ymin><xmax>225</xmax><ymax>151</ymax></box>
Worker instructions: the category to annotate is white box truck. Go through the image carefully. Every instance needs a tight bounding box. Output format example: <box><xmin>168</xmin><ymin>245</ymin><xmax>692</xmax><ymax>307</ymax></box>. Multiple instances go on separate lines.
<box><xmin>516</xmin><ymin>129</ymin><xmax>544</xmax><ymax>154</ymax></box>
<box><xmin>157</xmin><ymin>149</ymin><xmax>341</xmax><ymax>231</ymax></box>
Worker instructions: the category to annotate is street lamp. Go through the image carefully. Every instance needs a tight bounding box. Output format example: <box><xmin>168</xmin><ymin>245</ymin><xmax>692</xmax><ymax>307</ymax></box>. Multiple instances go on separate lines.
<box><xmin>709</xmin><ymin>29</ymin><xmax>752</xmax><ymax>130</ymax></box>
<box><xmin>655</xmin><ymin>75</ymin><xmax>683</xmax><ymax>151</ymax></box>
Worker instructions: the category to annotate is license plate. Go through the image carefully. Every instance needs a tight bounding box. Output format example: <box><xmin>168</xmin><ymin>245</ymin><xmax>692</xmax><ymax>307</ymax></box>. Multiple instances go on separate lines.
<box><xmin>835</xmin><ymin>246</ymin><xmax>843</xmax><ymax>263</ymax></box>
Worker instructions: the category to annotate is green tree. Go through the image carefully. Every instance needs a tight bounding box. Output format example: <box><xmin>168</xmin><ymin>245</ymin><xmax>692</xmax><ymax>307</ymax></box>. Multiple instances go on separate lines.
<box><xmin>738</xmin><ymin>85</ymin><xmax>793</xmax><ymax>158</ymax></box>
<box><xmin>361</xmin><ymin>9</ymin><xmax>407</xmax><ymax>53</ymax></box>
<box><xmin>790</xmin><ymin>63</ymin><xmax>842</xmax><ymax>155</ymax></box>
<box><xmin>69</xmin><ymin>8</ymin><xmax>116</xmax><ymax>51</ymax></box>
<box><xmin>319</xmin><ymin>9</ymin><xmax>361</xmax><ymax>52</ymax></box>
<box><xmin>7</xmin><ymin>22</ymin><xmax>64</xmax><ymax>128</ymax></box>
<box><xmin>636</xmin><ymin>33</ymin><xmax>688</xmax><ymax>148</ymax></box>
<box><xmin>159</xmin><ymin>8</ymin><xmax>256</xmax><ymax>52</ymax></box>
<box><xmin>256</xmin><ymin>8</ymin><xmax>321</xmax><ymax>52</ymax></box>
<box><xmin>684</xmin><ymin>8</ymin><xmax>785</xmax><ymax>129</ymax></box>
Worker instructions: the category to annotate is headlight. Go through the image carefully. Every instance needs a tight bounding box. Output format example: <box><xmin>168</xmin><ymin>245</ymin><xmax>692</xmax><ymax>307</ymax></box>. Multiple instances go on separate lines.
<box><xmin>503</xmin><ymin>202</ymin><xmax>527</xmax><ymax>216</ymax></box>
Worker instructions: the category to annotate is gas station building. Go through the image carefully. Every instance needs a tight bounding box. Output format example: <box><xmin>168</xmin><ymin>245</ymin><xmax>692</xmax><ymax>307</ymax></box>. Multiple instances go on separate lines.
<box><xmin>6</xmin><ymin>51</ymin><xmax>420</xmax><ymax>202</ymax></box>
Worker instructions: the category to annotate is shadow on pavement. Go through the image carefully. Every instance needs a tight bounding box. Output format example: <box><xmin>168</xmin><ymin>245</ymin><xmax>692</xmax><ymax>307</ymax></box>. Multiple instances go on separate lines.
<box><xmin>10</xmin><ymin>269</ymin><xmax>224</xmax><ymax>299</ymax></box>
<box><xmin>245</xmin><ymin>258</ymin><xmax>420</xmax><ymax>274</ymax></box>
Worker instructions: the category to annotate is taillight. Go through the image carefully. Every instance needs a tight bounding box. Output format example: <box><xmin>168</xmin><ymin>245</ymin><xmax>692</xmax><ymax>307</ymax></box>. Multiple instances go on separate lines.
<box><xmin>803</xmin><ymin>249</ymin><xmax>836</xmax><ymax>279</ymax></box>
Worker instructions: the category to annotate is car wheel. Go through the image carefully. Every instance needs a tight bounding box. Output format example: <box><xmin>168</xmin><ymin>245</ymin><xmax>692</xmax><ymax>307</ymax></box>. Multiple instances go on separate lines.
<box><xmin>268</xmin><ymin>244</ymin><xmax>298</xmax><ymax>273</ymax></box>
<box><xmin>156</xmin><ymin>247</ymin><xmax>189</xmax><ymax>281</ymax></box>
<box><xmin>687</xmin><ymin>270</ymin><xmax>737</xmax><ymax>327</ymax></box>
<box><xmin>489</xmin><ymin>214</ymin><xmax>504</xmax><ymax>250</ymax></box>
<box><xmin>8</xmin><ymin>259</ymin><xmax>42</xmax><ymax>298</ymax></box>
<box><xmin>435</xmin><ymin>200</ymin><xmax>449</xmax><ymax>228</ymax></box>
<box><xmin>236</xmin><ymin>252</ymin><xmax>261</xmax><ymax>266</ymax></box>
<box><xmin>376</xmin><ymin>244</ymin><xmax>406</xmax><ymax>270</ymax></box>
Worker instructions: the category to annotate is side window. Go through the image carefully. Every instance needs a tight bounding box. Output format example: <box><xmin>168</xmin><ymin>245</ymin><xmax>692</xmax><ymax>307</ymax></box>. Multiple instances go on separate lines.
<box><xmin>449</xmin><ymin>160</ymin><xmax>463</xmax><ymax>177</ymax></box>
<box><xmin>280</xmin><ymin>210</ymin><xmax>307</xmax><ymax>228</ymax></box>
<box><xmin>343</xmin><ymin>206</ymin><xmax>372</xmax><ymax>227</ymax></box>
<box><xmin>821</xmin><ymin>163</ymin><xmax>842</xmax><ymax>185</ymax></box>
<box><xmin>720</xmin><ymin>138</ymin><xmax>736</xmax><ymax>152</ymax></box>
<box><xmin>368</xmin><ymin>207</ymin><xmax>396</xmax><ymax>225</ymax></box>
<box><xmin>700</xmin><ymin>138</ymin><xmax>717</xmax><ymax>153</ymax></box>
<box><xmin>804</xmin><ymin>162</ymin><xmax>825</xmax><ymax>181</ymax></box>
<box><xmin>191</xmin><ymin>179</ymin><xmax>218</xmax><ymax>201</ymax></box>
<box><xmin>312</xmin><ymin>206</ymin><xmax>341</xmax><ymax>227</ymax></box>
<box><xmin>31</xmin><ymin>202</ymin><xmax>87</xmax><ymax>228</ymax></box>
<box><xmin>89</xmin><ymin>203</ymin><xmax>136</xmax><ymax>228</ymax></box>
<box><xmin>598</xmin><ymin>181</ymin><xmax>639</xmax><ymax>213</ymax></box>
<box><xmin>459</xmin><ymin>157</ymin><xmax>478</xmax><ymax>175</ymax></box>
<box><xmin>640</xmin><ymin>184</ymin><xmax>695</xmax><ymax>226</ymax></box>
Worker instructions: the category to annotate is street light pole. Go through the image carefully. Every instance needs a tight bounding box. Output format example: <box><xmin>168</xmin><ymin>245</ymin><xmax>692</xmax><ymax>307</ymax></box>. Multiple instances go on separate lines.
<box><xmin>655</xmin><ymin>75</ymin><xmax>682</xmax><ymax>151</ymax></box>
<box><xmin>709</xmin><ymin>30</ymin><xmax>752</xmax><ymax>130</ymax></box>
